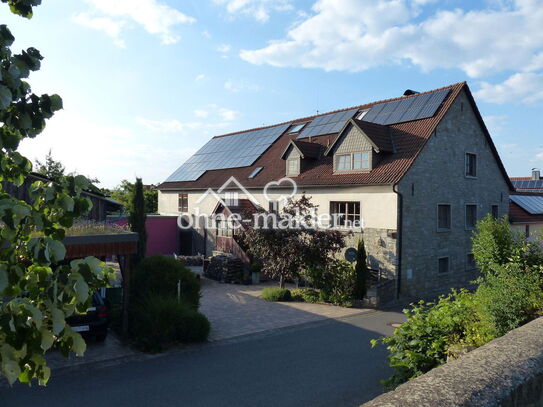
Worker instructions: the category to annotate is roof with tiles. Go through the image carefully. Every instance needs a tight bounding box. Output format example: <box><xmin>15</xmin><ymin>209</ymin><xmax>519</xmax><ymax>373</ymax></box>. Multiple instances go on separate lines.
<box><xmin>159</xmin><ymin>82</ymin><xmax>512</xmax><ymax>191</ymax></box>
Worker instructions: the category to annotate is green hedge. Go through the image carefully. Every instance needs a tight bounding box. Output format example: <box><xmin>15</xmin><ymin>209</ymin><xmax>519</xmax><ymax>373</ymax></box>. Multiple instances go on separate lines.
<box><xmin>291</xmin><ymin>288</ymin><xmax>320</xmax><ymax>303</ymax></box>
<box><xmin>261</xmin><ymin>287</ymin><xmax>292</xmax><ymax>302</ymax></box>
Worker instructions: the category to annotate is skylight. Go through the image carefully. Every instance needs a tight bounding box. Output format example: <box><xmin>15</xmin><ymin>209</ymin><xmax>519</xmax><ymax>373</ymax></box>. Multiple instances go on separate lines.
<box><xmin>248</xmin><ymin>167</ymin><xmax>263</xmax><ymax>178</ymax></box>
<box><xmin>357</xmin><ymin>110</ymin><xmax>369</xmax><ymax>120</ymax></box>
<box><xmin>288</xmin><ymin>123</ymin><xmax>307</xmax><ymax>134</ymax></box>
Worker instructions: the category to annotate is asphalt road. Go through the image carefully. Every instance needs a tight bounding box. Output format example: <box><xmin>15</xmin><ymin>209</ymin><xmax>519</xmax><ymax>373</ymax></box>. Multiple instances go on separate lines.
<box><xmin>1</xmin><ymin>309</ymin><xmax>405</xmax><ymax>407</ymax></box>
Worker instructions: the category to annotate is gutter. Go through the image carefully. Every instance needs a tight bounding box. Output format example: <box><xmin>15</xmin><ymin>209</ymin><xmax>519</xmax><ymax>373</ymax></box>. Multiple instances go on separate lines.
<box><xmin>393</xmin><ymin>183</ymin><xmax>403</xmax><ymax>299</ymax></box>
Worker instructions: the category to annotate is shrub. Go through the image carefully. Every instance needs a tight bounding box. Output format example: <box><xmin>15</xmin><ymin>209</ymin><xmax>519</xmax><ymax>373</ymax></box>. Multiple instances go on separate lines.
<box><xmin>371</xmin><ymin>290</ymin><xmax>483</xmax><ymax>389</ymax></box>
<box><xmin>354</xmin><ymin>239</ymin><xmax>369</xmax><ymax>299</ymax></box>
<box><xmin>305</xmin><ymin>260</ymin><xmax>356</xmax><ymax>306</ymax></box>
<box><xmin>131</xmin><ymin>255</ymin><xmax>201</xmax><ymax>309</ymax></box>
<box><xmin>131</xmin><ymin>295</ymin><xmax>210</xmax><ymax>352</ymax></box>
<box><xmin>476</xmin><ymin>263</ymin><xmax>543</xmax><ymax>337</ymax></box>
<box><xmin>291</xmin><ymin>288</ymin><xmax>320</xmax><ymax>303</ymax></box>
<box><xmin>261</xmin><ymin>287</ymin><xmax>292</xmax><ymax>302</ymax></box>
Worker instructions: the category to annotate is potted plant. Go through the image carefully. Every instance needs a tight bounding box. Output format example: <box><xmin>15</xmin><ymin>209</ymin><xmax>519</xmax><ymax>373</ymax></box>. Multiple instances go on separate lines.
<box><xmin>250</xmin><ymin>262</ymin><xmax>261</xmax><ymax>285</ymax></box>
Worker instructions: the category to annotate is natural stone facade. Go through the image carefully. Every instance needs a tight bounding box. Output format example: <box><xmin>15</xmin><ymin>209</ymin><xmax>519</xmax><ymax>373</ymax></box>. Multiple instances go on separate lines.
<box><xmin>397</xmin><ymin>89</ymin><xmax>510</xmax><ymax>297</ymax></box>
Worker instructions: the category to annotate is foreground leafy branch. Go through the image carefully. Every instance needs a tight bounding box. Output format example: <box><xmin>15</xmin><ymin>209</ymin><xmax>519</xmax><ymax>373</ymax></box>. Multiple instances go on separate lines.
<box><xmin>0</xmin><ymin>1</ymin><xmax>113</xmax><ymax>385</ymax></box>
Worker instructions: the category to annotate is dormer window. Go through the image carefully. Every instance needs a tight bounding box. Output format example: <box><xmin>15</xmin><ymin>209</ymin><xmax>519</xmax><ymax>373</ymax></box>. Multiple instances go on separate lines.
<box><xmin>336</xmin><ymin>152</ymin><xmax>370</xmax><ymax>172</ymax></box>
<box><xmin>287</xmin><ymin>158</ymin><xmax>300</xmax><ymax>176</ymax></box>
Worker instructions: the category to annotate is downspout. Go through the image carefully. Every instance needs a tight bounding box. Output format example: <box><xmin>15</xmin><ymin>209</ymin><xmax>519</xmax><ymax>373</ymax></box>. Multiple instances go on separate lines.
<box><xmin>393</xmin><ymin>183</ymin><xmax>403</xmax><ymax>299</ymax></box>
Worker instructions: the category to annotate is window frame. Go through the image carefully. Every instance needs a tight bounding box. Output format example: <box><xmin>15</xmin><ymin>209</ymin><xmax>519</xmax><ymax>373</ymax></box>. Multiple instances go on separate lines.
<box><xmin>465</xmin><ymin>203</ymin><xmax>478</xmax><ymax>230</ymax></box>
<box><xmin>224</xmin><ymin>192</ymin><xmax>239</xmax><ymax>206</ymax></box>
<box><xmin>288</xmin><ymin>123</ymin><xmax>307</xmax><ymax>134</ymax></box>
<box><xmin>330</xmin><ymin>201</ymin><xmax>361</xmax><ymax>228</ymax></box>
<box><xmin>438</xmin><ymin>256</ymin><xmax>450</xmax><ymax>274</ymax></box>
<box><xmin>178</xmin><ymin>193</ymin><xmax>188</xmax><ymax>213</ymax></box>
<box><xmin>491</xmin><ymin>204</ymin><xmax>499</xmax><ymax>219</ymax></box>
<box><xmin>465</xmin><ymin>152</ymin><xmax>477</xmax><ymax>178</ymax></box>
<box><xmin>437</xmin><ymin>203</ymin><xmax>452</xmax><ymax>232</ymax></box>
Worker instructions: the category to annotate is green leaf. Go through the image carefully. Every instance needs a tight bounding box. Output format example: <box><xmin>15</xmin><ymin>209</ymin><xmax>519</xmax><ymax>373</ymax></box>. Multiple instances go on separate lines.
<box><xmin>2</xmin><ymin>359</ymin><xmax>21</xmax><ymax>385</ymax></box>
<box><xmin>46</xmin><ymin>239</ymin><xmax>66</xmax><ymax>262</ymax></box>
<box><xmin>0</xmin><ymin>85</ymin><xmax>12</xmax><ymax>110</ymax></box>
<box><xmin>0</xmin><ymin>264</ymin><xmax>8</xmax><ymax>293</ymax></box>
<box><xmin>51</xmin><ymin>307</ymin><xmax>65</xmax><ymax>336</ymax></box>
<box><xmin>49</xmin><ymin>94</ymin><xmax>62</xmax><ymax>111</ymax></box>
<box><xmin>40</xmin><ymin>328</ymin><xmax>54</xmax><ymax>352</ymax></box>
<box><xmin>71</xmin><ymin>332</ymin><xmax>86</xmax><ymax>356</ymax></box>
<box><xmin>73</xmin><ymin>273</ymin><xmax>89</xmax><ymax>303</ymax></box>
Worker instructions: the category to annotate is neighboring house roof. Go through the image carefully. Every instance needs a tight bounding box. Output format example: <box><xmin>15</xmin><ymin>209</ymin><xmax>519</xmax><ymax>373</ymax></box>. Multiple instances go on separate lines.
<box><xmin>213</xmin><ymin>199</ymin><xmax>260</xmax><ymax>219</ymax></box>
<box><xmin>281</xmin><ymin>140</ymin><xmax>323</xmax><ymax>160</ymax></box>
<box><xmin>159</xmin><ymin>82</ymin><xmax>513</xmax><ymax>191</ymax></box>
<box><xmin>510</xmin><ymin>177</ymin><xmax>543</xmax><ymax>193</ymax></box>
<box><xmin>509</xmin><ymin>193</ymin><xmax>543</xmax><ymax>224</ymax></box>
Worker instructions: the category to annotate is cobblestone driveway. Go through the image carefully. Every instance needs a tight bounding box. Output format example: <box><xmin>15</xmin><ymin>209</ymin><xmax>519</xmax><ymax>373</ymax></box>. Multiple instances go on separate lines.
<box><xmin>199</xmin><ymin>278</ymin><xmax>369</xmax><ymax>341</ymax></box>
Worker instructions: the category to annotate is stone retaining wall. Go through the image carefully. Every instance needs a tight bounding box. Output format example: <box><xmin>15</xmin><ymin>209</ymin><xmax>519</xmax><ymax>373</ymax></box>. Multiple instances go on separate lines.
<box><xmin>363</xmin><ymin>317</ymin><xmax>543</xmax><ymax>406</ymax></box>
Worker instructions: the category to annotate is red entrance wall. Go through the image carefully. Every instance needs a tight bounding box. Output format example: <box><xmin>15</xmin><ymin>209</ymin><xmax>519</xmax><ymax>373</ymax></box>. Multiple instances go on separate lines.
<box><xmin>111</xmin><ymin>215</ymin><xmax>179</xmax><ymax>256</ymax></box>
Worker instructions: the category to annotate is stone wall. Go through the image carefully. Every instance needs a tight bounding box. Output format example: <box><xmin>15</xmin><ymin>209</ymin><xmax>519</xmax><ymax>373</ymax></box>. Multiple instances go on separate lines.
<box><xmin>343</xmin><ymin>228</ymin><xmax>398</xmax><ymax>281</ymax></box>
<box><xmin>397</xmin><ymin>89</ymin><xmax>510</xmax><ymax>297</ymax></box>
<box><xmin>363</xmin><ymin>317</ymin><xmax>543</xmax><ymax>407</ymax></box>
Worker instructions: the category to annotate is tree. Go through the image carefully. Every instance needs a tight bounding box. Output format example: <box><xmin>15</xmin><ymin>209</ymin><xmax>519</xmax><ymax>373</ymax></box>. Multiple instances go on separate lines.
<box><xmin>354</xmin><ymin>238</ymin><xmax>369</xmax><ymax>299</ymax></box>
<box><xmin>238</xmin><ymin>195</ymin><xmax>346</xmax><ymax>288</ymax></box>
<box><xmin>34</xmin><ymin>149</ymin><xmax>65</xmax><ymax>182</ymax></box>
<box><xmin>110</xmin><ymin>179</ymin><xmax>157</xmax><ymax>214</ymax></box>
<box><xmin>129</xmin><ymin>178</ymin><xmax>147</xmax><ymax>265</ymax></box>
<box><xmin>0</xmin><ymin>2</ymin><xmax>113</xmax><ymax>385</ymax></box>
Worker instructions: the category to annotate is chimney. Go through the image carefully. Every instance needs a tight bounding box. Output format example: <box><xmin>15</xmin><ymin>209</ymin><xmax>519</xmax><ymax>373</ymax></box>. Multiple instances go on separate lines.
<box><xmin>532</xmin><ymin>168</ymin><xmax>541</xmax><ymax>180</ymax></box>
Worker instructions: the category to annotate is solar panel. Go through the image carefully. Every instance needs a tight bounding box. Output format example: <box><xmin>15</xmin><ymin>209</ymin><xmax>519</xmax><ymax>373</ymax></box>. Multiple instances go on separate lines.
<box><xmin>363</xmin><ymin>89</ymin><xmax>450</xmax><ymax>126</ymax></box>
<box><xmin>512</xmin><ymin>179</ymin><xmax>543</xmax><ymax>190</ymax></box>
<box><xmin>248</xmin><ymin>167</ymin><xmax>263</xmax><ymax>179</ymax></box>
<box><xmin>297</xmin><ymin>109</ymin><xmax>358</xmax><ymax>139</ymax></box>
<box><xmin>510</xmin><ymin>195</ymin><xmax>543</xmax><ymax>215</ymax></box>
<box><xmin>165</xmin><ymin>124</ymin><xmax>290</xmax><ymax>182</ymax></box>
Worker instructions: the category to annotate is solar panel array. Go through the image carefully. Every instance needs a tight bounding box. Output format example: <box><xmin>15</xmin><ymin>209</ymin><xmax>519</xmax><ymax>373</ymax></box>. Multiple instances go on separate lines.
<box><xmin>297</xmin><ymin>109</ymin><xmax>358</xmax><ymax>139</ymax></box>
<box><xmin>363</xmin><ymin>89</ymin><xmax>450</xmax><ymax>126</ymax></box>
<box><xmin>166</xmin><ymin>124</ymin><xmax>290</xmax><ymax>182</ymax></box>
<box><xmin>511</xmin><ymin>179</ymin><xmax>543</xmax><ymax>190</ymax></box>
<box><xmin>510</xmin><ymin>195</ymin><xmax>543</xmax><ymax>215</ymax></box>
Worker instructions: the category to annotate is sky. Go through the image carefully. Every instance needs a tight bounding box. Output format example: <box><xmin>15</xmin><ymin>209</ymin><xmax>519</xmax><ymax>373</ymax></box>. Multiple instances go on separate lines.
<box><xmin>2</xmin><ymin>0</ymin><xmax>543</xmax><ymax>188</ymax></box>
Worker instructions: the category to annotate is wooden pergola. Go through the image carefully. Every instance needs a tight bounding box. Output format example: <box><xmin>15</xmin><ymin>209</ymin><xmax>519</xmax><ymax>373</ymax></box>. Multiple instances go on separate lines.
<box><xmin>63</xmin><ymin>233</ymin><xmax>139</xmax><ymax>334</ymax></box>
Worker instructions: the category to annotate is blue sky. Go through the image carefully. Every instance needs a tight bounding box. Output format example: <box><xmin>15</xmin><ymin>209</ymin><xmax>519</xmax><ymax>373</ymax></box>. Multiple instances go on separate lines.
<box><xmin>3</xmin><ymin>0</ymin><xmax>543</xmax><ymax>188</ymax></box>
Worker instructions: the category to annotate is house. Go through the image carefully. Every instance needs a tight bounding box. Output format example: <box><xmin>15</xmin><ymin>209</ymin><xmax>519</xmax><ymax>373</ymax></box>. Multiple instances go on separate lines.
<box><xmin>157</xmin><ymin>82</ymin><xmax>512</xmax><ymax>298</ymax></box>
<box><xmin>510</xmin><ymin>170</ymin><xmax>543</xmax><ymax>241</ymax></box>
<box><xmin>4</xmin><ymin>172</ymin><xmax>122</xmax><ymax>222</ymax></box>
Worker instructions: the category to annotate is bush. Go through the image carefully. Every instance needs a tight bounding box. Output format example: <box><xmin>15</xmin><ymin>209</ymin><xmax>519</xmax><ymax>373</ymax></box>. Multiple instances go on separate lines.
<box><xmin>476</xmin><ymin>263</ymin><xmax>543</xmax><ymax>337</ymax></box>
<box><xmin>305</xmin><ymin>260</ymin><xmax>356</xmax><ymax>306</ymax></box>
<box><xmin>131</xmin><ymin>255</ymin><xmax>201</xmax><ymax>309</ymax></box>
<box><xmin>354</xmin><ymin>239</ymin><xmax>369</xmax><ymax>299</ymax></box>
<box><xmin>291</xmin><ymin>288</ymin><xmax>320</xmax><ymax>303</ymax></box>
<box><xmin>261</xmin><ymin>287</ymin><xmax>292</xmax><ymax>302</ymax></box>
<box><xmin>131</xmin><ymin>295</ymin><xmax>210</xmax><ymax>352</ymax></box>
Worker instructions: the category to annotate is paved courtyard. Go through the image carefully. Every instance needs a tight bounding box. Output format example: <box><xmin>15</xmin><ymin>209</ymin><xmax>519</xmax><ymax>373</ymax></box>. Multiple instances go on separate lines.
<box><xmin>199</xmin><ymin>278</ymin><xmax>370</xmax><ymax>341</ymax></box>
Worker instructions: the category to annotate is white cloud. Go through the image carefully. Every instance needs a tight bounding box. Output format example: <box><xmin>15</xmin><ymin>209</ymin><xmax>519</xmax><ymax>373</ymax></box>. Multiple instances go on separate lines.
<box><xmin>213</xmin><ymin>0</ymin><xmax>294</xmax><ymax>22</ymax></box>
<box><xmin>195</xmin><ymin>74</ymin><xmax>207</xmax><ymax>81</ymax></box>
<box><xmin>218</xmin><ymin>108</ymin><xmax>240</xmax><ymax>121</ymax></box>
<box><xmin>75</xmin><ymin>0</ymin><xmax>195</xmax><ymax>45</ymax></box>
<box><xmin>202</xmin><ymin>30</ymin><xmax>212</xmax><ymax>38</ymax></box>
<box><xmin>217</xmin><ymin>43</ymin><xmax>232</xmax><ymax>53</ymax></box>
<box><xmin>73</xmin><ymin>13</ymin><xmax>126</xmax><ymax>47</ymax></box>
<box><xmin>482</xmin><ymin>115</ymin><xmax>508</xmax><ymax>136</ymax></box>
<box><xmin>240</xmin><ymin>0</ymin><xmax>543</xmax><ymax>104</ymax></box>
<box><xmin>194</xmin><ymin>109</ymin><xmax>209</xmax><ymax>118</ymax></box>
<box><xmin>224</xmin><ymin>79</ymin><xmax>260</xmax><ymax>93</ymax></box>
<box><xmin>475</xmin><ymin>72</ymin><xmax>543</xmax><ymax>104</ymax></box>
<box><xmin>18</xmin><ymin>110</ymin><xmax>196</xmax><ymax>188</ymax></box>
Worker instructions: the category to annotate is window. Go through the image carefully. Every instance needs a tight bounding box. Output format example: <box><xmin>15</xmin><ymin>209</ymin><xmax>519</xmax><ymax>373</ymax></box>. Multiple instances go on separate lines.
<box><xmin>438</xmin><ymin>257</ymin><xmax>450</xmax><ymax>273</ymax></box>
<box><xmin>287</xmin><ymin>158</ymin><xmax>299</xmax><ymax>175</ymax></box>
<box><xmin>465</xmin><ymin>204</ymin><xmax>477</xmax><ymax>229</ymax></box>
<box><xmin>357</xmin><ymin>110</ymin><xmax>369</xmax><ymax>120</ymax></box>
<box><xmin>248</xmin><ymin>167</ymin><xmax>263</xmax><ymax>179</ymax></box>
<box><xmin>437</xmin><ymin>204</ymin><xmax>451</xmax><ymax>231</ymax></box>
<box><xmin>353</xmin><ymin>152</ymin><xmax>370</xmax><ymax>170</ymax></box>
<box><xmin>336</xmin><ymin>152</ymin><xmax>370</xmax><ymax>172</ymax></box>
<box><xmin>269</xmin><ymin>201</ymin><xmax>279</xmax><ymax>213</ymax></box>
<box><xmin>178</xmin><ymin>193</ymin><xmax>188</xmax><ymax>212</ymax></box>
<box><xmin>288</xmin><ymin>123</ymin><xmax>306</xmax><ymax>134</ymax></box>
<box><xmin>336</xmin><ymin>154</ymin><xmax>351</xmax><ymax>171</ymax></box>
<box><xmin>330</xmin><ymin>201</ymin><xmax>361</xmax><ymax>227</ymax></box>
<box><xmin>225</xmin><ymin>192</ymin><xmax>238</xmax><ymax>206</ymax></box>
<box><xmin>466</xmin><ymin>253</ymin><xmax>476</xmax><ymax>270</ymax></box>
<box><xmin>491</xmin><ymin>205</ymin><xmax>499</xmax><ymax>219</ymax></box>
<box><xmin>465</xmin><ymin>153</ymin><xmax>477</xmax><ymax>177</ymax></box>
